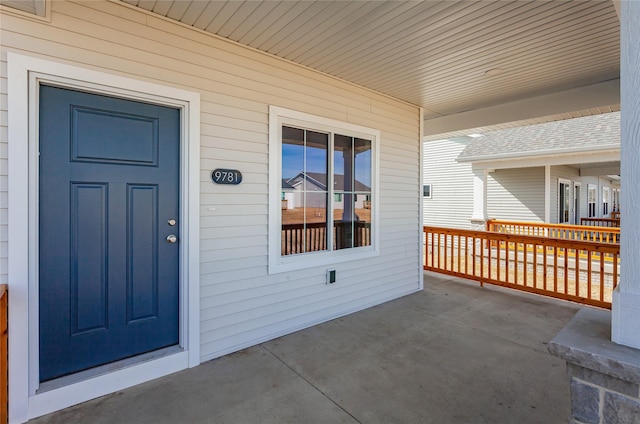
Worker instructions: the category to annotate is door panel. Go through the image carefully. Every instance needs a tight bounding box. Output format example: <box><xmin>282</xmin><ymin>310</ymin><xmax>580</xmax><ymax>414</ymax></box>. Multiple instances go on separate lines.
<box><xmin>39</xmin><ymin>85</ymin><xmax>180</xmax><ymax>382</ymax></box>
<box><xmin>70</xmin><ymin>183</ymin><xmax>108</xmax><ymax>336</ymax></box>
<box><xmin>127</xmin><ymin>184</ymin><xmax>159</xmax><ymax>323</ymax></box>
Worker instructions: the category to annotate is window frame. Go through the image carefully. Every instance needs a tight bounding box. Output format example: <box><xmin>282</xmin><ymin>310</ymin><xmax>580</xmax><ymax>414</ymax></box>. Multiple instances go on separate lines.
<box><xmin>423</xmin><ymin>184</ymin><xmax>432</xmax><ymax>199</ymax></box>
<box><xmin>558</xmin><ymin>179</ymin><xmax>571</xmax><ymax>224</ymax></box>
<box><xmin>268</xmin><ymin>106</ymin><xmax>380</xmax><ymax>274</ymax></box>
<box><xmin>602</xmin><ymin>186</ymin><xmax>610</xmax><ymax>217</ymax></box>
<box><xmin>587</xmin><ymin>184</ymin><xmax>597</xmax><ymax>218</ymax></box>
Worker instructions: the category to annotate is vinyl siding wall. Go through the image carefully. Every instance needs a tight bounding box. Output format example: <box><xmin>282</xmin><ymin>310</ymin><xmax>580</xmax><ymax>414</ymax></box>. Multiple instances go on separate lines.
<box><xmin>422</xmin><ymin>139</ymin><xmax>473</xmax><ymax>229</ymax></box>
<box><xmin>0</xmin><ymin>1</ymin><xmax>421</xmax><ymax>361</ymax></box>
<box><xmin>487</xmin><ymin>167</ymin><xmax>545</xmax><ymax>222</ymax></box>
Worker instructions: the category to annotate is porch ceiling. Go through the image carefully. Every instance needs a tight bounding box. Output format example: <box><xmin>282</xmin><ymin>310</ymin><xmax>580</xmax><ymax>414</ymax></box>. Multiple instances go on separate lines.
<box><xmin>121</xmin><ymin>0</ymin><xmax>620</xmax><ymax>134</ymax></box>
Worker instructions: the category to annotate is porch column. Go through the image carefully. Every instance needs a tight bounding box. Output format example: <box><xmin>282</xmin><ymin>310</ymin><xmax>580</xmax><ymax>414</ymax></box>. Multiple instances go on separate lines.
<box><xmin>612</xmin><ymin>0</ymin><xmax>640</xmax><ymax>350</ymax></box>
<box><xmin>470</xmin><ymin>166</ymin><xmax>488</xmax><ymax>230</ymax></box>
<box><xmin>544</xmin><ymin>165</ymin><xmax>551</xmax><ymax>223</ymax></box>
<box><xmin>550</xmin><ymin>4</ymin><xmax>640</xmax><ymax>423</ymax></box>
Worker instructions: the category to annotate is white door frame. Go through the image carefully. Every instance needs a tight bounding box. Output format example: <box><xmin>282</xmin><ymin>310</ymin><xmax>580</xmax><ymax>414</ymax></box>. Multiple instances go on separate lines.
<box><xmin>573</xmin><ymin>182</ymin><xmax>581</xmax><ymax>225</ymax></box>
<box><xmin>558</xmin><ymin>178</ymin><xmax>572</xmax><ymax>224</ymax></box>
<box><xmin>7</xmin><ymin>52</ymin><xmax>201</xmax><ymax>422</ymax></box>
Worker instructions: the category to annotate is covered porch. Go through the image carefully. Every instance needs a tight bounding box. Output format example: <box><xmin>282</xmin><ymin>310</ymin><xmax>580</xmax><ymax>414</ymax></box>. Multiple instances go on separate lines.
<box><xmin>30</xmin><ymin>272</ymin><xmax>580</xmax><ymax>424</ymax></box>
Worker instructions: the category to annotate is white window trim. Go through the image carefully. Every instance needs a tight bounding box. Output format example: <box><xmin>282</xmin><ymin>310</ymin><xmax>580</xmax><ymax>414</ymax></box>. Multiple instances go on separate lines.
<box><xmin>602</xmin><ymin>186</ymin><xmax>611</xmax><ymax>217</ymax></box>
<box><xmin>7</xmin><ymin>52</ymin><xmax>201</xmax><ymax>422</ymax></box>
<box><xmin>587</xmin><ymin>184</ymin><xmax>598</xmax><ymax>218</ymax></box>
<box><xmin>573</xmin><ymin>182</ymin><xmax>581</xmax><ymax>225</ymax></box>
<box><xmin>268</xmin><ymin>106</ymin><xmax>380</xmax><ymax>274</ymax></box>
<box><xmin>423</xmin><ymin>184</ymin><xmax>432</xmax><ymax>199</ymax></box>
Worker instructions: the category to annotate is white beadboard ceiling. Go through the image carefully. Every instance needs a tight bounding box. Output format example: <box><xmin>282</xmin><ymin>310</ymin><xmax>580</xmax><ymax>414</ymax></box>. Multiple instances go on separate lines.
<box><xmin>121</xmin><ymin>1</ymin><xmax>620</xmax><ymax>133</ymax></box>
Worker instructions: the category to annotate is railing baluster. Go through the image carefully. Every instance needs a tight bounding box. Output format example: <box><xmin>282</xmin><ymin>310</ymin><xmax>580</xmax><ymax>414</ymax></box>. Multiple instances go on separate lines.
<box><xmin>533</xmin><ymin>243</ymin><xmax>538</xmax><ymax>289</ymax></box>
<box><xmin>543</xmin><ymin>244</ymin><xmax>548</xmax><ymax>292</ymax></box>
<box><xmin>600</xmin><ymin>253</ymin><xmax>605</xmax><ymax>303</ymax></box>
<box><xmin>509</xmin><ymin>241</ymin><xmax>514</xmax><ymax>284</ymax></box>
<box><xmin>496</xmin><ymin>236</ymin><xmax>500</xmax><ymax>281</ymax></box>
<box><xmin>575</xmin><ymin>248</ymin><xmax>580</xmax><ymax>298</ymax></box>
<box><xmin>587</xmin><ymin>250</ymin><xmax>593</xmax><ymax>299</ymax></box>
<box><xmin>613</xmin><ymin>253</ymin><xmax>618</xmax><ymax>291</ymax></box>
<box><xmin>564</xmin><ymin>247</ymin><xmax>569</xmax><ymax>295</ymax></box>
<box><xmin>457</xmin><ymin>235</ymin><xmax>461</xmax><ymax>273</ymax></box>
<box><xmin>523</xmin><ymin>242</ymin><xmax>528</xmax><ymax>287</ymax></box>
<box><xmin>422</xmin><ymin>225</ymin><xmax>617</xmax><ymax>309</ymax></box>
<box><xmin>480</xmin><ymin>235</ymin><xmax>485</xmax><ymax>280</ymax></box>
<box><xmin>553</xmin><ymin>246</ymin><xmax>558</xmax><ymax>295</ymax></box>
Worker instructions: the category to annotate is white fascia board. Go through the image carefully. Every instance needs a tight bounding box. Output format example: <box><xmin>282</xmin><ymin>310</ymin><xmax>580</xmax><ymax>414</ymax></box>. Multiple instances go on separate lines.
<box><xmin>457</xmin><ymin>144</ymin><xmax>620</xmax><ymax>164</ymax></box>
<box><xmin>462</xmin><ymin>148</ymin><xmax>620</xmax><ymax>170</ymax></box>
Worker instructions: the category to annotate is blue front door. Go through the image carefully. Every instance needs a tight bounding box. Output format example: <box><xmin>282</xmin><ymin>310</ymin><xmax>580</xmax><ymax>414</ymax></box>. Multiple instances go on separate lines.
<box><xmin>38</xmin><ymin>85</ymin><xmax>180</xmax><ymax>382</ymax></box>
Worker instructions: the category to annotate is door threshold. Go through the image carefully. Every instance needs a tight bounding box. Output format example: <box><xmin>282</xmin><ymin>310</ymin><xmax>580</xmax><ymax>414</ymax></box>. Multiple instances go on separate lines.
<box><xmin>37</xmin><ymin>345</ymin><xmax>183</xmax><ymax>394</ymax></box>
<box><xmin>29</xmin><ymin>346</ymin><xmax>190</xmax><ymax>419</ymax></box>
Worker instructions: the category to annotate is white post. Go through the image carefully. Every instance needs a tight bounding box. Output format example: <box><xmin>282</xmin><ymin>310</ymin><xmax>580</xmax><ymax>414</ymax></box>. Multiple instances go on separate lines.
<box><xmin>612</xmin><ymin>0</ymin><xmax>640</xmax><ymax>349</ymax></box>
<box><xmin>470</xmin><ymin>166</ymin><xmax>488</xmax><ymax>230</ymax></box>
<box><xmin>544</xmin><ymin>165</ymin><xmax>551</xmax><ymax>223</ymax></box>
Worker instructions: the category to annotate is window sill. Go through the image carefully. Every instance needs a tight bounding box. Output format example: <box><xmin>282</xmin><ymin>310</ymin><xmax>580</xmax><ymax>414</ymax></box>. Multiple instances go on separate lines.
<box><xmin>269</xmin><ymin>246</ymin><xmax>379</xmax><ymax>274</ymax></box>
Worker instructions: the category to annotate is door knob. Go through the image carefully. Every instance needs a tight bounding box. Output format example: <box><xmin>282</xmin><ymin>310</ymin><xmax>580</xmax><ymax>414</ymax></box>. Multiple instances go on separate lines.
<box><xmin>166</xmin><ymin>235</ymin><xmax>178</xmax><ymax>243</ymax></box>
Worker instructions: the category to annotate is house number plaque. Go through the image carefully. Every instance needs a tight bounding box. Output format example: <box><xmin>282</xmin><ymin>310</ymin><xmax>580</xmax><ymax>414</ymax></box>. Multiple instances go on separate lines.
<box><xmin>211</xmin><ymin>168</ymin><xmax>243</xmax><ymax>185</ymax></box>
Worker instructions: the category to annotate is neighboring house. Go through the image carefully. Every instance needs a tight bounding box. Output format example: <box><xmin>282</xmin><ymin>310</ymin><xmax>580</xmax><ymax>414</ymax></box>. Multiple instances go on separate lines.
<box><xmin>1</xmin><ymin>2</ymin><xmax>421</xmax><ymax>421</ymax></box>
<box><xmin>423</xmin><ymin>112</ymin><xmax>621</xmax><ymax>229</ymax></box>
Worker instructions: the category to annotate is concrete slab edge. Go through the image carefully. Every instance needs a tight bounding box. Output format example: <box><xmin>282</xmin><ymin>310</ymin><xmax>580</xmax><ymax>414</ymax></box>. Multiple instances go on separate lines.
<box><xmin>549</xmin><ymin>308</ymin><xmax>640</xmax><ymax>385</ymax></box>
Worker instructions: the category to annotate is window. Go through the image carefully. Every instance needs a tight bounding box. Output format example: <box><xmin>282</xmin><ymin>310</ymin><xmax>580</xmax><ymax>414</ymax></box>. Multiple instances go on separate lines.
<box><xmin>588</xmin><ymin>185</ymin><xmax>597</xmax><ymax>217</ymax></box>
<box><xmin>612</xmin><ymin>188</ymin><xmax>620</xmax><ymax>213</ymax></box>
<box><xmin>423</xmin><ymin>184</ymin><xmax>432</xmax><ymax>198</ymax></box>
<box><xmin>559</xmin><ymin>181</ymin><xmax>570</xmax><ymax>224</ymax></box>
<box><xmin>602</xmin><ymin>186</ymin><xmax>610</xmax><ymax>216</ymax></box>
<box><xmin>269</xmin><ymin>107</ymin><xmax>379</xmax><ymax>273</ymax></box>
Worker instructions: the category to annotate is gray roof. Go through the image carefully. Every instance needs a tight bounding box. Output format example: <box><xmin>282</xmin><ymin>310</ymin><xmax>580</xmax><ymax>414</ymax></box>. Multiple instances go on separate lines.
<box><xmin>457</xmin><ymin>112</ymin><xmax>620</xmax><ymax>162</ymax></box>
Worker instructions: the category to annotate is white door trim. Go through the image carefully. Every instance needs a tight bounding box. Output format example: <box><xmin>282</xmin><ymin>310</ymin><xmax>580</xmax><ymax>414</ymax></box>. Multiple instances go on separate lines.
<box><xmin>558</xmin><ymin>178</ymin><xmax>572</xmax><ymax>224</ymax></box>
<box><xmin>7</xmin><ymin>52</ymin><xmax>201</xmax><ymax>422</ymax></box>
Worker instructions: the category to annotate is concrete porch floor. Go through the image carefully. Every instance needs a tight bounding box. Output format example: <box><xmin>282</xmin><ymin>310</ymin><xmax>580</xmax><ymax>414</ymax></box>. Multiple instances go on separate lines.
<box><xmin>30</xmin><ymin>272</ymin><xmax>584</xmax><ymax>424</ymax></box>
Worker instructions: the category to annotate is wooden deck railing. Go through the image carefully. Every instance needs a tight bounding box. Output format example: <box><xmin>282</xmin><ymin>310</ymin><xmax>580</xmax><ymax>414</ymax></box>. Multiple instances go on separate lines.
<box><xmin>487</xmin><ymin>219</ymin><xmax>620</xmax><ymax>243</ymax></box>
<box><xmin>282</xmin><ymin>221</ymin><xmax>371</xmax><ymax>255</ymax></box>
<box><xmin>0</xmin><ymin>285</ymin><xmax>7</xmax><ymax>424</ymax></box>
<box><xmin>580</xmin><ymin>217</ymin><xmax>620</xmax><ymax>228</ymax></box>
<box><xmin>424</xmin><ymin>226</ymin><xmax>619</xmax><ymax>309</ymax></box>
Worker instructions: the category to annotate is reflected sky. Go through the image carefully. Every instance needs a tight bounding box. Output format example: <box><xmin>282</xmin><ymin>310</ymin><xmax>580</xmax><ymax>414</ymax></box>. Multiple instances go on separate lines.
<box><xmin>282</xmin><ymin>137</ymin><xmax>372</xmax><ymax>187</ymax></box>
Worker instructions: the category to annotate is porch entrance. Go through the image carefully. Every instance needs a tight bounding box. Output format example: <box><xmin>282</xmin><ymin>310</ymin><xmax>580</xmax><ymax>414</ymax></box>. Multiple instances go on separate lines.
<box><xmin>38</xmin><ymin>85</ymin><xmax>181</xmax><ymax>382</ymax></box>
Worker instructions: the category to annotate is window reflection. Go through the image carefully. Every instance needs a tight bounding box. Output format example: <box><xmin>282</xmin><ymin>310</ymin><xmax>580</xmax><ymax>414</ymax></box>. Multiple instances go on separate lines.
<box><xmin>334</xmin><ymin>135</ymin><xmax>371</xmax><ymax>250</ymax></box>
<box><xmin>281</xmin><ymin>126</ymin><xmax>328</xmax><ymax>255</ymax></box>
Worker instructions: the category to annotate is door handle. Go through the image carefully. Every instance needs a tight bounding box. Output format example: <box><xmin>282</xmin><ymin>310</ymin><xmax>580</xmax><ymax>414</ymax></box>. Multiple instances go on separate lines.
<box><xmin>166</xmin><ymin>234</ymin><xmax>178</xmax><ymax>243</ymax></box>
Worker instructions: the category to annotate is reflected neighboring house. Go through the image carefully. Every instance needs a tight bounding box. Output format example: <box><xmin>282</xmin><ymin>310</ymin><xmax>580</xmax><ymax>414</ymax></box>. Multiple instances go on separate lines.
<box><xmin>423</xmin><ymin>112</ymin><xmax>621</xmax><ymax>229</ymax></box>
<box><xmin>281</xmin><ymin>179</ymin><xmax>295</xmax><ymax>210</ymax></box>
<box><xmin>282</xmin><ymin>171</ymin><xmax>371</xmax><ymax>210</ymax></box>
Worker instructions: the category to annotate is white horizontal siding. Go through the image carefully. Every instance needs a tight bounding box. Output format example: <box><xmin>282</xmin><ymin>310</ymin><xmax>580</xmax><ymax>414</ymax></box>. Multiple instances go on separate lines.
<box><xmin>422</xmin><ymin>139</ymin><xmax>473</xmax><ymax>229</ymax></box>
<box><xmin>487</xmin><ymin>167</ymin><xmax>545</xmax><ymax>222</ymax></box>
<box><xmin>1</xmin><ymin>0</ymin><xmax>421</xmax><ymax>362</ymax></box>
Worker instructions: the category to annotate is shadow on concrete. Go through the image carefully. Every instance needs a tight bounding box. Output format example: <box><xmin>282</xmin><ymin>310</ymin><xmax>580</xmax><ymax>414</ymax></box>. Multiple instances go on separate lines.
<box><xmin>30</xmin><ymin>272</ymin><xmax>583</xmax><ymax>424</ymax></box>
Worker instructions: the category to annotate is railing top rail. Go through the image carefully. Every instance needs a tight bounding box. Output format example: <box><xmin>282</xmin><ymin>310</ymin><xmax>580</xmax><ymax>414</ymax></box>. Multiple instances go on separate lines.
<box><xmin>424</xmin><ymin>225</ymin><xmax>620</xmax><ymax>253</ymax></box>
<box><xmin>487</xmin><ymin>219</ymin><xmax>620</xmax><ymax>233</ymax></box>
